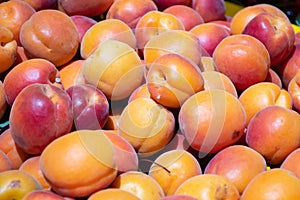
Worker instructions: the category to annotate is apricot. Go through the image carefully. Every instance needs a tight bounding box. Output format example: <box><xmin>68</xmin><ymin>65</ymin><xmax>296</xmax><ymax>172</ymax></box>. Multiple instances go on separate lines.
<box><xmin>149</xmin><ymin>149</ymin><xmax>202</xmax><ymax>195</ymax></box>
<box><xmin>204</xmin><ymin>145</ymin><xmax>267</xmax><ymax>194</ymax></box>
<box><xmin>135</xmin><ymin>10</ymin><xmax>185</xmax><ymax>50</ymax></box>
<box><xmin>40</xmin><ymin>130</ymin><xmax>117</xmax><ymax>198</ymax></box>
<box><xmin>118</xmin><ymin>97</ymin><xmax>175</xmax><ymax>156</ymax></box>
<box><xmin>0</xmin><ymin>26</ymin><xmax>18</xmax><ymax>73</ymax></box>
<box><xmin>143</xmin><ymin>30</ymin><xmax>203</xmax><ymax>69</ymax></box>
<box><xmin>88</xmin><ymin>188</ymin><xmax>140</xmax><ymax>200</ymax></box>
<box><xmin>83</xmin><ymin>39</ymin><xmax>144</xmax><ymax>100</ymax></box>
<box><xmin>22</xmin><ymin>0</ymin><xmax>57</xmax><ymax>11</ymax></box>
<box><xmin>0</xmin><ymin>129</ymin><xmax>29</xmax><ymax>169</ymax></box>
<box><xmin>19</xmin><ymin>156</ymin><xmax>50</xmax><ymax>189</ymax></box>
<box><xmin>174</xmin><ymin>174</ymin><xmax>240</xmax><ymax>199</ymax></box>
<box><xmin>241</xmin><ymin>168</ymin><xmax>300</xmax><ymax>199</ymax></box>
<box><xmin>192</xmin><ymin>0</ymin><xmax>226</xmax><ymax>22</ymax></box>
<box><xmin>111</xmin><ymin>171</ymin><xmax>164</xmax><ymax>200</ymax></box>
<box><xmin>0</xmin><ymin>0</ymin><xmax>35</xmax><ymax>45</ymax></box>
<box><xmin>0</xmin><ymin>170</ymin><xmax>42</xmax><ymax>200</ymax></box>
<box><xmin>178</xmin><ymin>89</ymin><xmax>246</xmax><ymax>154</ymax></box>
<box><xmin>246</xmin><ymin>105</ymin><xmax>300</xmax><ymax>165</ymax></box>
<box><xmin>106</xmin><ymin>0</ymin><xmax>158</xmax><ymax>29</ymax></box>
<box><xmin>239</xmin><ymin>82</ymin><xmax>292</xmax><ymax>125</ymax></box>
<box><xmin>20</xmin><ymin>9</ymin><xmax>79</xmax><ymax>66</ymax></box>
<box><xmin>230</xmin><ymin>3</ymin><xmax>290</xmax><ymax>35</ymax></box>
<box><xmin>213</xmin><ymin>34</ymin><xmax>271</xmax><ymax>92</ymax></box>
<box><xmin>202</xmin><ymin>71</ymin><xmax>238</xmax><ymax>97</ymax></box>
<box><xmin>146</xmin><ymin>53</ymin><xmax>204</xmax><ymax>108</ymax></box>
<box><xmin>80</xmin><ymin>19</ymin><xmax>137</xmax><ymax>59</ymax></box>
<box><xmin>280</xmin><ymin>148</ymin><xmax>300</xmax><ymax>179</ymax></box>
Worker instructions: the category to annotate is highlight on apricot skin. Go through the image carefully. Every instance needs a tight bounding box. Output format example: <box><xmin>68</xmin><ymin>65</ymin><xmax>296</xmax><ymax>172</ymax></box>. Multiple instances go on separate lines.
<box><xmin>117</xmin><ymin>97</ymin><xmax>175</xmax><ymax>156</ymax></box>
<box><xmin>146</xmin><ymin>53</ymin><xmax>204</xmax><ymax>108</ymax></box>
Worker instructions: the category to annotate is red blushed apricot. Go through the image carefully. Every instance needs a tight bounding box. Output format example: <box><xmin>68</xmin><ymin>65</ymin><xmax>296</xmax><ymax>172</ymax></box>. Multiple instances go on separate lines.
<box><xmin>22</xmin><ymin>0</ymin><xmax>57</xmax><ymax>11</ymax></box>
<box><xmin>58</xmin><ymin>0</ymin><xmax>113</xmax><ymax>17</ymax></box>
<box><xmin>246</xmin><ymin>105</ymin><xmax>300</xmax><ymax>165</ymax></box>
<box><xmin>135</xmin><ymin>10</ymin><xmax>185</xmax><ymax>50</ymax></box>
<box><xmin>163</xmin><ymin>5</ymin><xmax>204</xmax><ymax>31</ymax></box>
<box><xmin>204</xmin><ymin>145</ymin><xmax>267</xmax><ymax>194</ymax></box>
<box><xmin>178</xmin><ymin>89</ymin><xmax>246</xmax><ymax>155</ymax></box>
<box><xmin>213</xmin><ymin>34</ymin><xmax>271</xmax><ymax>92</ymax></box>
<box><xmin>117</xmin><ymin>98</ymin><xmax>175</xmax><ymax>156</ymax></box>
<box><xmin>280</xmin><ymin>148</ymin><xmax>300</xmax><ymax>179</ymax></box>
<box><xmin>239</xmin><ymin>82</ymin><xmax>292</xmax><ymax>125</ymax></box>
<box><xmin>190</xmin><ymin>22</ymin><xmax>230</xmax><ymax>56</ymax></box>
<box><xmin>106</xmin><ymin>0</ymin><xmax>158</xmax><ymax>29</ymax></box>
<box><xmin>20</xmin><ymin>9</ymin><xmax>79</xmax><ymax>66</ymax></box>
<box><xmin>146</xmin><ymin>53</ymin><xmax>204</xmax><ymax>108</ymax></box>
<box><xmin>230</xmin><ymin>3</ymin><xmax>290</xmax><ymax>35</ymax></box>
<box><xmin>0</xmin><ymin>0</ymin><xmax>35</xmax><ymax>45</ymax></box>
<box><xmin>80</xmin><ymin>19</ymin><xmax>136</xmax><ymax>59</ymax></box>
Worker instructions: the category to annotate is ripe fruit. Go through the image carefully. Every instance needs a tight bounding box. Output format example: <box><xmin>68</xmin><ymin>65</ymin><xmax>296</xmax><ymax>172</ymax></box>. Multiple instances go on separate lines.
<box><xmin>174</xmin><ymin>174</ymin><xmax>240</xmax><ymax>199</ymax></box>
<box><xmin>241</xmin><ymin>168</ymin><xmax>300</xmax><ymax>199</ymax></box>
<box><xmin>40</xmin><ymin>130</ymin><xmax>117</xmax><ymax>198</ymax></box>
<box><xmin>213</xmin><ymin>34</ymin><xmax>271</xmax><ymax>92</ymax></box>
<box><xmin>0</xmin><ymin>170</ymin><xmax>42</xmax><ymax>200</ymax></box>
<box><xmin>280</xmin><ymin>148</ymin><xmax>300</xmax><ymax>179</ymax></box>
<box><xmin>20</xmin><ymin>9</ymin><xmax>79</xmax><ymax>66</ymax></box>
<box><xmin>111</xmin><ymin>171</ymin><xmax>164</xmax><ymax>200</ymax></box>
<box><xmin>178</xmin><ymin>89</ymin><xmax>246</xmax><ymax>154</ymax></box>
<box><xmin>149</xmin><ymin>149</ymin><xmax>202</xmax><ymax>195</ymax></box>
<box><xmin>88</xmin><ymin>188</ymin><xmax>140</xmax><ymax>200</ymax></box>
<box><xmin>204</xmin><ymin>145</ymin><xmax>267</xmax><ymax>194</ymax></box>
<box><xmin>246</xmin><ymin>105</ymin><xmax>300</xmax><ymax>165</ymax></box>
<box><xmin>146</xmin><ymin>53</ymin><xmax>204</xmax><ymax>108</ymax></box>
<box><xmin>118</xmin><ymin>97</ymin><xmax>175</xmax><ymax>156</ymax></box>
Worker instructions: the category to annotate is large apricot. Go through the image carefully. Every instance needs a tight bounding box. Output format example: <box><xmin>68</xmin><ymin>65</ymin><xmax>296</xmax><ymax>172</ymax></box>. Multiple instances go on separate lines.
<box><xmin>0</xmin><ymin>170</ymin><xmax>42</xmax><ymax>200</ymax></box>
<box><xmin>178</xmin><ymin>89</ymin><xmax>246</xmax><ymax>155</ymax></box>
<box><xmin>239</xmin><ymin>82</ymin><xmax>292</xmax><ymax>125</ymax></box>
<box><xmin>146</xmin><ymin>53</ymin><xmax>204</xmax><ymax>108</ymax></box>
<box><xmin>174</xmin><ymin>174</ymin><xmax>240</xmax><ymax>199</ymax></box>
<box><xmin>204</xmin><ymin>145</ymin><xmax>267</xmax><ymax>194</ymax></box>
<box><xmin>213</xmin><ymin>34</ymin><xmax>270</xmax><ymax>92</ymax></box>
<box><xmin>241</xmin><ymin>168</ymin><xmax>300</xmax><ymax>199</ymax></box>
<box><xmin>111</xmin><ymin>171</ymin><xmax>164</xmax><ymax>200</ymax></box>
<box><xmin>0</xmin><ymin>0</ymin><xmax>35</xmax><ymax>45</ymax></box>
<box><xmin>83</xmin><ymin>39</ymin><xmax>144</xmax><ymax>100</ymax></box>
<box><xmin>40</xmin><ymin>130</ymin><xmax>117</xmax><ymax>198</ymax></box>
<box><xmin>246</xmin><ymin>105</ymin><xmax>300</xmax><ymax>165</ymax></box>
<box><xmin>20</xmin><ymin>9</ymin><xmax>79</xmax><ymax>66</ymax></box>
<box><xmin>149</xmin><ymin>149</ymin><xmax>202</xmax><ymax>195</ymax></box>
<box><xmin>117</xmin><ymin>97</ymin><xmax>175</xmax><ymax>156</ymax></box>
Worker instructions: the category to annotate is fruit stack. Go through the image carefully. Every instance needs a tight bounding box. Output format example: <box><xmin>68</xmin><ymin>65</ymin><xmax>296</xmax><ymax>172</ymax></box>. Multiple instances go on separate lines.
<box><xmin>0</xmin><ymin>0</ymin><xmax>300</xmax><ymax>199</ymax></box>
